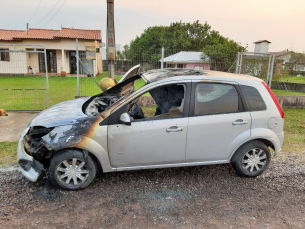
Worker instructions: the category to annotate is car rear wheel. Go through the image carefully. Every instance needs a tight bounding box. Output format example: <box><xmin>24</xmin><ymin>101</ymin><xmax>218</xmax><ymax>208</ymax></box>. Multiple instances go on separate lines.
<box><xmin>49</xmin><ymin>149</ymin><xmax>96</xmax><ymax>190</ymax></box>
<box><xmin>231</xmin><ymin>141</ymin><xmax>271</xmax><ymax>177</ymax></box>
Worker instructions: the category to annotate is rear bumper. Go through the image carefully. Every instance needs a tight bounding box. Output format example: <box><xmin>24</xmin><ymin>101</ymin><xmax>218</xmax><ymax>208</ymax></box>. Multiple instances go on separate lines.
<box><xmin>273</xmin><ymin>131</ymin><xmax>284</xmax><ymax>155</ymax></box>
<box><xmin>17</xmin><ymin>127</ymin><xmax>44</xmax><ymax>182</ymax></box>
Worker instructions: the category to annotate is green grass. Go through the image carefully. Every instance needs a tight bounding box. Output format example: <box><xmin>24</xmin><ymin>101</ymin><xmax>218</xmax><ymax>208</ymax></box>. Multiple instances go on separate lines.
<box><xmin>280</xmin><ymin>75</ymin><xmax>305</xmax><ymax>84</ymax></box>
<box><xmin>281</xmin><ymin>108</ymin><xmax>305</xmax><ymax>152</ymax></box>
<box><xmin>142</xmin><ymin>105</ymin><xmax>158</xmax><ymax>117</ymax></box>
<box><xmin>272</xmin><ymin>89</ymin><xmax>305</xmax><ymax>96</ymax></box>
<box><xmin>0</xmin><ymin>72</ymin><xmax>146</xmax><ymax>110</ymax></box>
<box><xmin>0</xmin><ymin>141</ymin><xmax>18</xmax><ymax>167</ymax></box>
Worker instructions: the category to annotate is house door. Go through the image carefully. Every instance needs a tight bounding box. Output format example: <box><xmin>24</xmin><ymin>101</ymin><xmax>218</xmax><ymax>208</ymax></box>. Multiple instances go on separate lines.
<box><xmin>69</xmin><ymin>51</ymin><xmax>77</xmax><ymax>74</ymax></box>
<box><xmin>38</xmin><ymin>50</ymin><xmax>57</xmax><ymax>73</ymax></box>
<box><xmin>70</xmin><ymin>51</ymin><xmax>94</xmax><ymax>75</ymax></box>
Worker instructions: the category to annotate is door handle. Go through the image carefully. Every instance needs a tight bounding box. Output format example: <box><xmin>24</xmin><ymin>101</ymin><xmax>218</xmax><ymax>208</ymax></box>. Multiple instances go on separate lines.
<box><xmin>166</xmin><ymin>126</ymin><xmax>183</xmax><ymax>132</ymax></box>
<box><xmin>232</xmin><ymin>119</ymin><xmax>248</xmax><ymax>125</ymax></box>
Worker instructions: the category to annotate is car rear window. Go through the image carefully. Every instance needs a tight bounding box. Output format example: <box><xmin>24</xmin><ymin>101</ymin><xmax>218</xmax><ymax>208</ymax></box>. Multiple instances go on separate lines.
<box><xmin>240</xmin><ymin>85</ymin><xmax>266</xmax><ymax>111</ymax></box>
<box><xmin>194</xmin><ymin>83</ymin><xmax>239</xmax><ymax>115</ymax></box>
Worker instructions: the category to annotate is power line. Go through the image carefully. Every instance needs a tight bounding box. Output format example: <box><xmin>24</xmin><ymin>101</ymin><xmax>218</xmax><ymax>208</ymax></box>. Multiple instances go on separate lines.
<box><xmin>40</xmin><ymin>0</ymin><xmax>67</xmax><ymax>28</ymax></box>
<box><xmin>31</xmin><ymin>0</ymin><xmax>62</xmax><ymax>26</ymax></box>
<box><xmin>29</xmin><ymin>0</ymin><xmax>43</xmax><ymax>22</ymax></box>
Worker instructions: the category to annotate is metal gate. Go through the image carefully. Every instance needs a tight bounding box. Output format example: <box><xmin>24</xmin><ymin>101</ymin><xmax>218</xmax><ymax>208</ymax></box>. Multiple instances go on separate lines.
<box><xmin>235</xmin><ymin>52</ymin><xmax>275</xmax><ymax>88</ymax></box>
<box><xmin>0</xmin><ymin>44</ymin><xmax>49</xmax><ymax>111</ymax></box>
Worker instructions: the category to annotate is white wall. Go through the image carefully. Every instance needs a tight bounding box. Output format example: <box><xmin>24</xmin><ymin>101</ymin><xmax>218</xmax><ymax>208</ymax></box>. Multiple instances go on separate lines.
<box><xmin>254</xmin><ymin>42</ymin><xmax>270</xmax><ymax>53</ymax></box>
<box><xmin>0</xmin><ymin>52</ymin><xmax>28</xmax><ymax>74</ymax></box>
<box><xmin>0</xmin><ymin>39</ymin><xmax>102</xmax><ymax>75</ymax></box>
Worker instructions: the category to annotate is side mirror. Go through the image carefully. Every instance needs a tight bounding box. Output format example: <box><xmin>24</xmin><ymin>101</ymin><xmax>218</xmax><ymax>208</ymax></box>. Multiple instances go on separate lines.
<box><xmin>120</xmin><ymin>113</ymin><xmax>131</xmax><ymax>126</ymax></box>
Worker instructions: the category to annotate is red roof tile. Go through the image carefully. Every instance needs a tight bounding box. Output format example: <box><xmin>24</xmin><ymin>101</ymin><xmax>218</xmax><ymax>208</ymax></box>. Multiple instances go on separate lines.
<box><xmin>54</xmin><ymin>28</ymin><xmax>101</xmax><ymax>40</ymax></box>
<box><xmin>15</xmin><ymin>29</ymin><xmax>60</xmax><ymax>40</ymax></box>
<box><xmin>0</xmin><ymin>30</ymin><xmax>23</xmax><ymax>41</ymax></box>
<box><xmin>0</xmin><ymin>28</ymin><xmax>101</xmax><ymax>41</ymax></box>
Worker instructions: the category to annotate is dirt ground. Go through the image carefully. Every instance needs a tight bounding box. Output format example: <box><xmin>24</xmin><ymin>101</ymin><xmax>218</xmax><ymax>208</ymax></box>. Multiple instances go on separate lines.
<box><xmin>1</xmin><ymin>111</ymin><xmax>305</xmax><ymax>228</ymax></box>
<box><xmin>1</xmin><ymin>156</ymin><xmax>305</xmax><ymax>229</ymax></box>
<box><xmin>0</xmin><ymin>112</ymin><xmax>38</xmax><ymax>142</ymax></box>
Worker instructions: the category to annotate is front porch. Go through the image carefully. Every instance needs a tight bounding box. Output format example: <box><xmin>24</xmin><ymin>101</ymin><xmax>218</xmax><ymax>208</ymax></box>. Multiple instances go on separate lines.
<box><xmin>26</xmin><ymin>49</ymin><xmax>101</xmax><ymax>76</ymax></box>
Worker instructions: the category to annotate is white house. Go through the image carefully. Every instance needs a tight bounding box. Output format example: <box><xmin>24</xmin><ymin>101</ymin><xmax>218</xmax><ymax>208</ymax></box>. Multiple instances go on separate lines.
<box><xmin>0</xmin><ymin>28</ymin><xmax>103</xmax><ymax>75</ymax></box>
<box><xmin>160</xmin><ymin>51</ymin><xmax>211</xmax><ymax>70</ymax></box>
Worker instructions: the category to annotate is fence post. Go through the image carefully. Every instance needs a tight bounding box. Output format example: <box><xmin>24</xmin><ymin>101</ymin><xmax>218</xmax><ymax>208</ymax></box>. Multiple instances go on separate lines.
<box><xmin>268</xmin><ymin>54</ymin><xmax>275</xmax><ymax>88</ymax></box>
<box><xmin>235</xmin><ymin>53</ymin><xmax>240</xmax><ymax>73</ymax></box>
<box><xmin>235</xmin><ymin>52</ymin><xmax>243</xmax><ymax>74</ymax></box>
<box><xmin>266</xmin><ymin>54</ymin><xmax>272</xmax><ymax>86</ymax></box>
<box><xmin>161</xmin><ymin>47</ymin><xmax>164</xmax><ymax>69</ymax></box>
<box><xmin>43</xmin><ymin>47</ymin><xmax>49</xmax><ymax>108</ymax></box>
<box><xmin>76</xmin><ymin>39</ymin><xmax>80</xmax><ymax>96</ymax></box>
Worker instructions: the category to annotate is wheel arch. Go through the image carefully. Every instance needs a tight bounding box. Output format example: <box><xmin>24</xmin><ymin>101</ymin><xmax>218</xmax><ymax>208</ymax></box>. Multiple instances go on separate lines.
<box><xmin>230</xmin><ymin>138</ymin><xmax>275</xmax><ymax>161</ymax></box>
<box><xmin>51</xmin><ymin>147</ymin><xmax>104</xmax><ymax>173</ymax></box>
<box><xmin>45</xmin><ymin>134</ymin><xmax>114</xmax><ymax>173</ymax></box>
<box><xmin>75</xmin><ymin>136</ymin><xmax>114</xmax><ymax>172</ymax></box>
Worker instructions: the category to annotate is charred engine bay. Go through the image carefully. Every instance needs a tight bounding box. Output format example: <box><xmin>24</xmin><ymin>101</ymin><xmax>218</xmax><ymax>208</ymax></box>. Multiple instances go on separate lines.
<box><xmin>24</xmin><ymin>119</ymin><xmax>95</xmax><ymax>164</ymax></box>
<box><xmin>24</xmin><ymin>127</ymin><xmax>54</xmax><ymax>162</ymax></box>
<box><xmin>85</xmin><ymin>95</ymin><xmax>121</xmax><ymax>116</ymax></box>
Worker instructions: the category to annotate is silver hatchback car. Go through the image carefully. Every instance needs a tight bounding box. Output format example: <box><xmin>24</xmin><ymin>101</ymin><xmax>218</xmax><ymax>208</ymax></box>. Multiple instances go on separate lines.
<box><xmin>18</xmin><ymin>69</ymin><xmax>284</xmax><ymax>190</ymax></box>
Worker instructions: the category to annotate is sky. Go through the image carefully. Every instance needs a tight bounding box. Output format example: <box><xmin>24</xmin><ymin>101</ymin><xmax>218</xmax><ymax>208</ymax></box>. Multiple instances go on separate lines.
<box><xmin>1</xmin><ymin>0</ymin><xmax>304</xmax><ymax>53</ymax></box>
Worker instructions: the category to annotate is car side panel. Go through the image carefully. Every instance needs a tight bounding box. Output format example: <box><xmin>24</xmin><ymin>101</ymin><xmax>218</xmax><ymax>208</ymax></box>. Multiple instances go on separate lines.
<box><xmin>228</xmin><ymin>128</ymin><xmax>283</xmax><ymax>159</ymax></box>
<box><xmin>186</xmin><ymin>112</ymin><xmax>252</xmax><ymax>162</ymax></box>
<box><xmin>77</xmin><ymin>136</ymin><xmax>114</xmax><ymax>172</ymax></box>
<box><xmin>108</xmin><ymin>118</ymin><xmax>188</xmax><ymax>167</ymax></box>
<box><xmin>248</xmin><ymin>82</ymin><xmax>284</xmax><ymax>135</ymax></box>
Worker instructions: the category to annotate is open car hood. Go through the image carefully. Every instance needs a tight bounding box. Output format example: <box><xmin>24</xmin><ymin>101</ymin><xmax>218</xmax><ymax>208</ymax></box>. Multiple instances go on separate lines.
<box><xmin>118</xmin><ymin>64</ymin><xmax>141</xmax><ymax>83</ymax></box>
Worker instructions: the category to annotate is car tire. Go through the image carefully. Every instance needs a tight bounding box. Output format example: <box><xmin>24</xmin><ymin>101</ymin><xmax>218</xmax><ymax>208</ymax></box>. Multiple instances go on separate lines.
<box><xmin>49</xmin><ymin>149</ymin><xmax>96</xmax><ymax>190</ymax></box>
<box><xmin>231</xmin><ymin>141</ymin><xmax>271</xmax><ymax>177</ymax></box>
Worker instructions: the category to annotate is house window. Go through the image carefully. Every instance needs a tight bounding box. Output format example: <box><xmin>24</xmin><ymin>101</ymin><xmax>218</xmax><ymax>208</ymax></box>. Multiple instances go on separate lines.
<box><xmin>177</xmin><ymin>64</ymin><xmax>184</xmax><ymax>68</ymax></box>
<box><xmin>167</xmin><ymin>64</ymin><xmax>175</xmax><ymax>68</ymax></box>
<box><xmin>0</xmin><ymin>49</ymin><xmax>10</xmax><ymax>61</ymax></box>
<box><xmin>194</xmin><ymin>66</ymin><xmax>203</xmax><ymax>70</ymax></box>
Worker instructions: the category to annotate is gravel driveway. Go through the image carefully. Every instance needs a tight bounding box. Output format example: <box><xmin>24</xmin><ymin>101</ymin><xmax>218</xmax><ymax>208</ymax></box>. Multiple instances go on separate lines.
<box><xmin>1</xmin><ymin>157</ymin><xmax>305</xmax><ymax>228</ymax></box>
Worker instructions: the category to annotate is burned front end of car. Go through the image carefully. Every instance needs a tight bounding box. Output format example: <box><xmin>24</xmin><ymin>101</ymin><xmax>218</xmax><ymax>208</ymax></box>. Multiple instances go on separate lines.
<box><xmin>18</xmin><ymin>119</ymin><xmax>99</xmax><ymax>181</ymax></box>
<box><xmin>17</xmin><ymin>70</ymin><xmax>144</xmax><ymax>183</ymax></box>
<box><xmin>17</xmin><ymin>126</ymin><xmax>48</xmax><ymax>182</ymax></box>
<box><xmin>24</xmin><ymin>126</ymin><xmax>55</xmax><ymax>161</ymax></box>
<box><xmin>16</xmin><ymin>97</ymin><xmax>106</xmax><ymax>181</ymax></box>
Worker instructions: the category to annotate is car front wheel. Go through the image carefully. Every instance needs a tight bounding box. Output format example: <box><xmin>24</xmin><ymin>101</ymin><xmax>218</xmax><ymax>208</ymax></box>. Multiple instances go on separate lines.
<box><xmin>231</xmin><ymin>141</ymin><xmax>271</xmax><ymax>177</ymax></box>
<box><xmin>49</xmin><ymin>149</ymin><xmax>96</xmax><ymax>190</ymax></box>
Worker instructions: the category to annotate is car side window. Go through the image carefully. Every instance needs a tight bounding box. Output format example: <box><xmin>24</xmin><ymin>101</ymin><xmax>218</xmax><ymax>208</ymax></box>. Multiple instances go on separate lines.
<box><xmin>126</xmin><ymin>84</ymin><xmax>185</xmax><ymax>121</ymax></box>
<box><xmin>240</xmin><ymin>85</ymin><xmax>266</xmax><ymax>111</ymax></box>
<box><xmin>194</xmin><ymin>83</ymin><xmax>240</xmax><ymax>115</ymax></box>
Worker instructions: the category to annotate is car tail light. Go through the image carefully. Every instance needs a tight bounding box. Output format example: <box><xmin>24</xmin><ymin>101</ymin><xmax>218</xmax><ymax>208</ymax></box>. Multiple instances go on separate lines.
<box><xmin>262</xmin><ymin>82</ymin><xmax>284</xmax><ymax>118</ymax></box>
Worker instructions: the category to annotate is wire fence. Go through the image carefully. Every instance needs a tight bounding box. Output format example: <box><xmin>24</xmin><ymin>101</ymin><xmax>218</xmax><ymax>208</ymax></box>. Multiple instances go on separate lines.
<box><xmin>102</xmin><ymin>48</ymin><xmax>239</xmax><ymax>74</ymax></box>
<box><xmin>0</xmin><ymin>47</ymin><xmax>48</xmax><ymax>110</ymax></box>
<box><xmin>77</xmin><ymin>44</ymin><xmax>102</xmax><ymax>97</ymax></box>
<box><xmin>1</xmin><ymin>42</ymin><xmax>305</xmax><ymax>111</ymax></box>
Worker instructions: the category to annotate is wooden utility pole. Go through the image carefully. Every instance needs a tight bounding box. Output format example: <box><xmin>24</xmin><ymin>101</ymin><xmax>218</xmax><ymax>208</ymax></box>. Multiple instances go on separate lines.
<box><xmin>107</xmin><ymin>0</ymin><xmax>115</xmax><ymax>79</ymax></box>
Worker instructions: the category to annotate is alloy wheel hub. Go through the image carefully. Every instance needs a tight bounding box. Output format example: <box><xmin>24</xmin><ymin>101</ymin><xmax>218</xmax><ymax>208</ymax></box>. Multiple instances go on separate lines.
<box><xmin>242</xmin><ymin>148</ymin><xmax>267</xmax><ymax>173</ymax></box>
<box><xmin>56</xmin><ymin>158</ymin><xmax>89</xmax><ymax>186</ymax></box>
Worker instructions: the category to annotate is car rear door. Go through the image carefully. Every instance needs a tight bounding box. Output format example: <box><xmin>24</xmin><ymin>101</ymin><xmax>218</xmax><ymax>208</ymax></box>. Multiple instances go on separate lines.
<box><xmin>186</xmin><ymin>81</ymin><xmax>251</xmax><ymax>162</ymax></box>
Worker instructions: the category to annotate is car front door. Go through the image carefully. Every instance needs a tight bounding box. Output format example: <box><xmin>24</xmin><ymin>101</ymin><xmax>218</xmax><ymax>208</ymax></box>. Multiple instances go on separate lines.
<box><xmin>107</xmin><ymin>81</ymin><xmax>191</xmax><ymax>168</ymax></box>
<box><xmin>186</xmin><ymin>81</ymin><xmax>251</xmax><ymax>162</ymax></box>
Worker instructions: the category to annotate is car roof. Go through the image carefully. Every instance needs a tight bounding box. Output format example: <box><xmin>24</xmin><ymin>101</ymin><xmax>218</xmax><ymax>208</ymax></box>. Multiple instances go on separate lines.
<box><xmin>140</xmin><ymin>69</ymin><xmax>262</xmax><ymax>84</ymax></box>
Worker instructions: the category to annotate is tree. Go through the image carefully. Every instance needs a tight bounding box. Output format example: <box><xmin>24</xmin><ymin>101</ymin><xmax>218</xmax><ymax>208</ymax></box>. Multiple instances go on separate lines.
<box><xmin>201</xmin><ymin>30</ymin><xmax>247</xmax><ymax>72</ymax></box>
<box><xmin>126</xmin><ymin>20</ymin><xmax>245</xmax><ymax>51</ymax></box>
<box><xmin>124</xmin><ymin>21</ymin><xmax>246</xmax><ymax>72</ymax></box>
